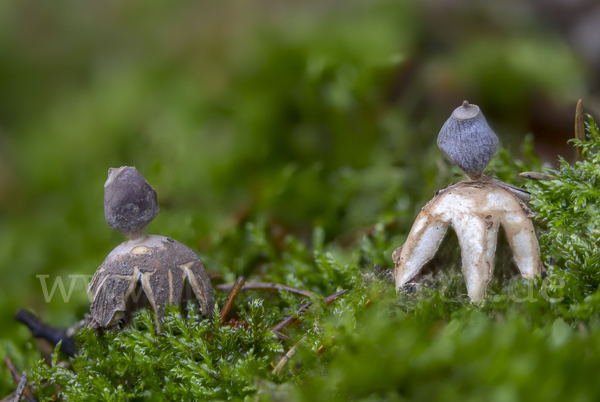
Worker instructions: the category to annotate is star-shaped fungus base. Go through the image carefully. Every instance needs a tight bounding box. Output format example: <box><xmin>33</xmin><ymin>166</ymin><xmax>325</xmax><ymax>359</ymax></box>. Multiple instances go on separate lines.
<box><xmin>393</xmin><ymin>179</ymin><xmax>543</xmax><ymax>302</ymax></box>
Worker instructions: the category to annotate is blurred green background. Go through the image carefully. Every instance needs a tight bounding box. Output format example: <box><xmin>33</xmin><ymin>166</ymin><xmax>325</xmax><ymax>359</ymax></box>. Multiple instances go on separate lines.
<box><xmin>0</xmin><ymin>0</ymin><xmax>597</xmax><ymax>358</ymax></box>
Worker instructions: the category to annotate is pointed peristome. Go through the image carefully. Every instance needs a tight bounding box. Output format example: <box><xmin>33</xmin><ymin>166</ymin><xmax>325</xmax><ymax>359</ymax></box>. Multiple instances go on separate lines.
<box><xmin>437</xmin><ymin>101</ymin><xmax>498</xmax><ymax>180</ymax></box>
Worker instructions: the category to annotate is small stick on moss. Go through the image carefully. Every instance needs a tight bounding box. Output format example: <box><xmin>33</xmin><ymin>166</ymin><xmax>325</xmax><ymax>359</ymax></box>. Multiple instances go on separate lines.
<box><xmin>3</xmin><ymin>358</ymin><xmax>36</xmax><ymax>402</ymax></box>
<box><xmin>273</xmin><ymin>332</ymin><xmax>290</xmax><ymax>342</ymax></box>
<box><xmin>324</xmin><ymin>289</ymin><xmax>349</xmax><ymax>305</ymax></box>
<box><xmin>14</xmin><ymin>309</ymin><xmax>76</xmax><ymax>357</ymax></box>
<box><xmin>219</xmin><ymin>276</ymin><xmax>245</xmax><ymax>324</ymax></box>
<box><xmin>4</xmin><ymin>357</ymin><xmax>20</xmax><ymax>382</ymax></box>
<box><xmin>216</xmin><ymin>282</ymin><xmax>315</xmax><ymax>298</ymax></box>
<box><xmin>272</xmin><ymin>336</ymin><xmax>306</xmax><ymax>376</ymax></box>
<box><xmin>575</xmin><ymin>99</ymin><xmax>585</xmax><ymax>161</ymax></box>
<box><xmin>519</xmin><ymin>172</ymin><xmax>557</xmax><ymax>181</ymax></box>
<box><xmin>271</xmin><ymin>289</ymin><xmax>348</xmax><ymax>340</ymax></box>
<box><xmin>271</xmin><ymin>302</ymin><xmax>312</xmax><ymax>336</ymax></box>
<box><xmin>0</xmin><ymin>392</ymin><xmax>17</xmax><ymax>402</ymax></box>
<box><xmin>13</xmin><ymin>373</ymin><xmax>29</xmax><ymax>402</ymax></box>
<box><xmin>0</xmin><ymin>382</ymin><xmax>45</xmax><ymax>402</ymax></box>
<box><xmin>317</xmin><ymin>336</ymin><xmax>336</xmax><ymax>354</ymax></box>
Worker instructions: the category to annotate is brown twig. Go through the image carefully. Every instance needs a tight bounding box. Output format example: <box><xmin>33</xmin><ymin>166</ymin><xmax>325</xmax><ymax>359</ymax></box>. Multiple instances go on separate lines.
<box><xmin>216</xmin><ymin>282</ymin><xmax>315</xmax><ymax>298</ymax></box>
<box><xmin>14</xmin><ymin>309</ymin><xmax>76</xmax><ymax>357</ymax></box>
<box><xmin>4</xmin><ymin>358</ymin><xmax>19</xmax><ymax>383</ymax></box>
<box><xmin>271</xmin><ymin>302</ymin><xmax>312</xmax><ymax>336</ymax></box>
<box><xmin>0</xmin><ymin>383</ymin><xmax>42</xmax><ymax>402</ymax></box>
<box><xmin>519</xmin><ymin>172</ymin><xmax>557</xmax><ymax>181</ymax></box>
<box><xmin>0</xmin><ymin>382</ymin><xmax>56</xmax><ymax>402</ymax></box>
<box><xmin>575</xmin><ymin>98</ymin><xmax>585</xmax><ymax>161</ymax></box>
<box><xmin>3</xmin><ymin>357</ymin><xmax>36</xmax><ymax>402</ymax></box>
<box><xmin>219</xmin><ymin>276</ymin><xmax>245</xmax><ymax>324</ymax></box>
<box><xmin>272</xmin><ymin>336</ymin><xmax>306</xmax><ymax>376</ymax></box>
<box><xmin>0</xmin><ymin>392</ymin><xmax>16</xmax><ymax>402</ymax></box>
<box><xmin>271</xmin><ymin>289</ymin><xmax>349</xmax><ymax>341</ymax></box>
<box><xmin>316</xmin><ymin>335</ymin><xmax>336</xmax><ymax>354</ymax></box>
<box><xmin>13</xmin><ymin>373</ymin><xmax>28</xmax><ymax>402</ymax></box>
<box><xmin>324</xmin><ymin>289</ymin><xmax>349</xmax><ymax>305</ymax></box>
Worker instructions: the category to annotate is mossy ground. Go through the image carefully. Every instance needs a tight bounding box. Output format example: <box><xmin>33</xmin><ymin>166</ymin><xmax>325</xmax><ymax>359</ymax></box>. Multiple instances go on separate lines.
<box><xmin>11</xmin><ymin>117</ymin><xmax>600</xmax><ymax>400</ymax></box>
<box><xmin>0</xmin><ymin>1</ymin><xmax>597</xmax><ymax>400</ymax></box>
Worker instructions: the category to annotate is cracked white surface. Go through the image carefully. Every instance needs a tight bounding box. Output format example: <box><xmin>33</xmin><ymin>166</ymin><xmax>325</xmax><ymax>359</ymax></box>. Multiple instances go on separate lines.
<box><xmin>394</xmin><ymin>180</ymin><xmax>542</xmax><ymax>302</ymax></box>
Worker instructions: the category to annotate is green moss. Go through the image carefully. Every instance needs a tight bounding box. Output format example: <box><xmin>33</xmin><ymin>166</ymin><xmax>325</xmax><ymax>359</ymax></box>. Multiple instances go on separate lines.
<box><xmin>525</xmin><ymin>116</ymin><xmax>600</xmax><ymax>304</ymax></box>
<box><xmin>32</xmin><ymin>303</ymin><xmax>284</xmax><ymax>401</ymax></box>
<box><xmin>27</xmin><ymin>118</ymin><xmax>600</xmax><ymax>402</ymax></box>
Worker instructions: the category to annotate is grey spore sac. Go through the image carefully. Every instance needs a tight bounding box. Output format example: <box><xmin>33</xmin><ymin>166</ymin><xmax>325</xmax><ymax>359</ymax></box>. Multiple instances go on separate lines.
<box><xmin>104</xmin><ymin>166</ymin><xmax>160</xmax><ymax>237</ymax></box>
<box><xmin>437</xmin><ymin>101</ymin><xmax>498</xmax><ymax>179</ymax></box>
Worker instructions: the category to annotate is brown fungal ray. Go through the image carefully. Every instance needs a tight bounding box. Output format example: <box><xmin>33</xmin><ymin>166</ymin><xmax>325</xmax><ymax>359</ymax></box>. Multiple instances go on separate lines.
<box><xmin>394</xmin><ymin>180</ymin><xmax>542</xmax><ymax>302</ymax></box>
<box><xmin>179</xmin><ymin>259</ymin><xmax>215</xmax><ymax>318</ymax></box>
<box><xmin>89</xmin><ymin>266</ymin><xmax>139</xmax><ymax>328</ymax></box>
<box><xmin>88</xmin><ymin>235</ymin><xmax>215</xmax><ymax>331</ymax></box>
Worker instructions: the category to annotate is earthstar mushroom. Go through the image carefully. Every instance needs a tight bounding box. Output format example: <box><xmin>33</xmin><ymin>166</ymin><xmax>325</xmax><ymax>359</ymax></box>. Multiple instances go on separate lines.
<box><xmin>393</xmin><ymin>102</ymin><xmax>543</xmax><ymax>302</ymax></box>
<box><xmin>88</xmin><ymin>166</ymin><xmax>215</xmax><ymax>331</ymax></box>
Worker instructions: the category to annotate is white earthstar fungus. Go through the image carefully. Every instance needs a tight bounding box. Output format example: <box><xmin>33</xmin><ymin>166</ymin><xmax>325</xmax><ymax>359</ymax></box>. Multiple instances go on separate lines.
<box><xmin>394</xmin><ymin>101</ymin><xmax>543</xmax><ymax>302</ymax></box>
<box><xmin>393</xmin><ymin>178</ymin><xmax>543</xmax><ymax>302</ymax></box>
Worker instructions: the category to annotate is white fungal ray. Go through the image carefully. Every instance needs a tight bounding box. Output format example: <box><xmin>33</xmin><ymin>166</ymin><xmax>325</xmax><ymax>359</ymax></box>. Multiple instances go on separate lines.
<box><xmin>393</xmin><ymin>180</ymin><xmax>542</xmax><ymax>302</ymax></box>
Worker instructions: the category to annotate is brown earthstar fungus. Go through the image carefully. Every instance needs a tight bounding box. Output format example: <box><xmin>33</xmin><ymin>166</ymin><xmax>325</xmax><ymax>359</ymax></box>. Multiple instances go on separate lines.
<box><xmin>88</xmin><ymin>166</ymin><xmax>215</xmax><ymax>332</ymax></box>
<box><xmin>393</xmin><ymin>102</ymin><xmax>542</xmax><ymax>303</ymax></box>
